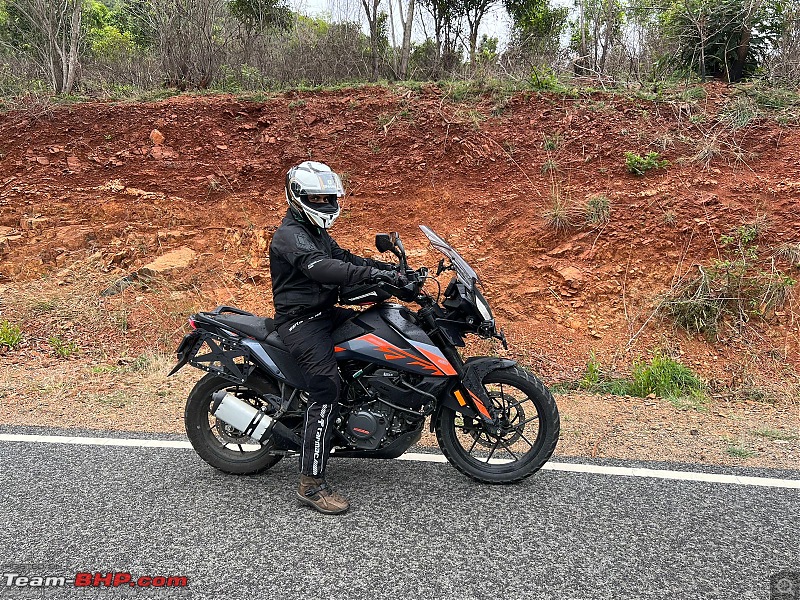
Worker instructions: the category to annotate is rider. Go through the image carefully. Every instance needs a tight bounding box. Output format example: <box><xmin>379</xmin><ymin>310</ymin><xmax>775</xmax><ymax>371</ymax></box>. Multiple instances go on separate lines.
<box><xmin>269</xmin><ymin>161</ymin><xmax>405</xmax><ymax>515</ymax></box>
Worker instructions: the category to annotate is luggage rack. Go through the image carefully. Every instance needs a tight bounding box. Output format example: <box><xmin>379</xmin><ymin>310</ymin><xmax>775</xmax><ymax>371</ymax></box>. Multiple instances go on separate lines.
<box><xmin>183</xmin><ymin>330</ymin><xmax>256</xmax><ymax>384</ymax></box>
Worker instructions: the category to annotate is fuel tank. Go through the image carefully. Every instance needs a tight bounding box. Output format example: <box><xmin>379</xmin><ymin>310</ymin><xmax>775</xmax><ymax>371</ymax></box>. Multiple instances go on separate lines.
<box><xmin>332</xmin><ymin>304</ymin><xmax>457</xmax><ymax>377</ymax></box>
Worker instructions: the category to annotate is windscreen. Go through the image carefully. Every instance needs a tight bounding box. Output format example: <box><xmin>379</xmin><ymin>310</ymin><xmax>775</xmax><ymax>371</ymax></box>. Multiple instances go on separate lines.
<box><xmin>419</xmin><ymin>225</ymin><xmax>481</xmax><ymax>287</ymax></box>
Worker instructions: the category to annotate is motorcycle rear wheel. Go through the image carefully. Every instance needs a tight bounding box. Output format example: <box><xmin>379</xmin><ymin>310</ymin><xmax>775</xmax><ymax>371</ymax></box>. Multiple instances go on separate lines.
<box><xmin>185</xmin><ymin>373</ymin><xmax>284</xmax><ymax>475</ymax></box>
<box><xmin>436</xmin><ymin>366</ymin><xmax>559</xmax><ymax>483</ymax></box>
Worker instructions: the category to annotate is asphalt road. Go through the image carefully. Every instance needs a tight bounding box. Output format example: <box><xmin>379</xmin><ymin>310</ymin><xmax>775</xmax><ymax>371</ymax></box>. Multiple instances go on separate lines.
<box><xmin>0</xmin><ymin>426</ymin><xmax>798</xmax><ymax>600</ymax></box>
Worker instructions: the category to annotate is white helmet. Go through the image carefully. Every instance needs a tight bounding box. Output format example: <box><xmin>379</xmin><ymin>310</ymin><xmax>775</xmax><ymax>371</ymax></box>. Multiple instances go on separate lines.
<box><xmin>285</xmin><ymin>161</ymin><xmax>344</xmax><ymax>229</ymax></box>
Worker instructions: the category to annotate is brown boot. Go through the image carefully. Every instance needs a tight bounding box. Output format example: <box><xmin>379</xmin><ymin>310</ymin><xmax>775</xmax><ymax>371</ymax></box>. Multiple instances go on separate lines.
<box><xmin>297</xmin><ymin>475</ymin><xmax>350</xmax><ymax>515</ymax></box>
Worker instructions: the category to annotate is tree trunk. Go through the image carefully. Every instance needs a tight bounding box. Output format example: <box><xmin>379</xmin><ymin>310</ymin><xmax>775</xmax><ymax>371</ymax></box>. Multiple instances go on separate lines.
<box><xmin>64</xmin><ymin>0</ymin><xmax>82</xmax><ymax>95</ymax></box>
<box><xmin>398</xmin><ymin>0</ymin><xmax>414</xmax><ymax>79</ymax></box>
<box><xmin>388</xmin><ymin>0</ymin><xmax>398</xmax><ymax>77</ymax></box>
<box><xmin>730</xmin><ymin>0</ymin><xmax>762</xmax><ymax>82</ymax></box>
<box><xmin>574</xmin><ymin>0</ymin><xmax>590</xmax><ymax>75</ymax></box>
<box><xmin>361</xmin><ymin>0</ymin><xmax>382</xmax><ymax>81</ymax></box>
<box><xmin>469</xmin><ymin>26</ymin><xmax>478</xmax><ymax>68</ymax></box>
<box><xmin>598</xmin><ymin>0</ymin><xmax>615</xmax><ymax>73</ymax></box>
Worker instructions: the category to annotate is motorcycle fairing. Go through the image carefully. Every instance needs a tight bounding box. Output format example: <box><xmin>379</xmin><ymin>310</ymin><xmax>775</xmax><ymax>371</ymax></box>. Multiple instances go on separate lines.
<box><xmin>332</xmin><ymin>304</ymin><xmax>456</xmax><ymax>377</ymax></box>
<box><xmin>335</xmin><ymin>333</ymin><xmax>456</xmax><ymax>377</ymax></box>
<box><xmin>436</xmin><ymin>357</ymin><xmax>518</xmax><ymax>424</ymax></box>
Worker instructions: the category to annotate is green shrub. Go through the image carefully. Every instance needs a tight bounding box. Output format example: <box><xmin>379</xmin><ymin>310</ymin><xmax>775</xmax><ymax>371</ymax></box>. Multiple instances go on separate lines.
<box><xmin>88</xmin><ymin>25</ymin><xmax>136</xmax><ymax>61</ymax></box>
<box><xmin>0</xmin><ymin>320</ymin><xmax>23</xmax><ymax>349</ymax></box>
<box><xmin>574</xmin><ymin>352</ymin><xmax>705</xmax><ymax>403</ymax></box>
<box><xmin>624</xmin><ymin>151</ymin><xmax>668</xmax><ymax>176</ymax></box>
<box><xmin>577</xmin><ymin>352</ymin><xmax>630</xmax><ymax>395</ymax></box>
<box><xmin>529</xmin><ymin>66</ymin><xmax>563</xmax><ymax>92</ymax></box>
<box><xmin>48</xmin><ymin>335</ymin><xmax>79</xmax><ymax>358</ymax></box>
<box><xmin>628</xmin><ymin>353</ymin><xmax>705</xmax><ymax>399</ymax></box>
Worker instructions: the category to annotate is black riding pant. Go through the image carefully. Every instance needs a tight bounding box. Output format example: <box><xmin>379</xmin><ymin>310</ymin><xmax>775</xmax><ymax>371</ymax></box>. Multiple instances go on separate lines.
<box><xmin>276</xmin><ymin>307</ymin><xmax>356</xmax><ymax>477</ymax></box>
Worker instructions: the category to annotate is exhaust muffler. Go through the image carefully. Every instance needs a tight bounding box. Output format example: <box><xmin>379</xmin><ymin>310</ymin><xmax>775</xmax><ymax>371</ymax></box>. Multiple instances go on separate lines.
<box><xmin>211</xmin><ymin>390</ymin><xmax>300</xmax><ymax>448</ymax></box>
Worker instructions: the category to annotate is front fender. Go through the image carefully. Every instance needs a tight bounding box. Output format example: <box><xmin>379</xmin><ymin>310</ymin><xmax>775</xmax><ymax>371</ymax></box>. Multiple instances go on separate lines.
<box><xmin>463</xmin><ymin>356</ymin><xmax>517</xmax><ymax>382</ymax></box>
<box><xmin>431</xmin><ymin>357</ymin><xmax>517</xmax><ymax>429</ymax></box>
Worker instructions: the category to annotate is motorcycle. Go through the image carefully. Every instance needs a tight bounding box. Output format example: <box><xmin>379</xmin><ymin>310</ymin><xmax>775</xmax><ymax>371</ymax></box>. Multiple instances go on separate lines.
<box><xmin>169</xmin><ymin>225</ymin><xmax>559</xmax><ymax>483</ymax></box>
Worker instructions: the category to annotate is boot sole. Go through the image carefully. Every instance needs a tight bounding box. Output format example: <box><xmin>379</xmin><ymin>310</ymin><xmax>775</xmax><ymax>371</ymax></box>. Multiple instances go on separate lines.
<box><xmin>296</xmin><ymin>492</ymin><xmax>349</xmax><ymax>515</ymax></box>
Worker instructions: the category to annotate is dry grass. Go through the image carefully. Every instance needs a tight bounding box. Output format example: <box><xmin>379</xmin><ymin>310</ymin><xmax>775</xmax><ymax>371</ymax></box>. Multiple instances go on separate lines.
<box><xmin>6</xmin><ymin>255</ymin><xmax>213</xmax><ymax>357</ymax></box>
<box><xmin>686</xmin><ymin>128</ymin><xmax>753</xmax><ymax>170</ymax></box>
<box><xmin>542</xmin><ymin>193</ymin><xmax>581</xmax><ymax>233</ymax></box>
<box><xmin>0</xmin><ymin>350</ymin><xmax>196</xmax><ymax>432</ymax></box>
<box><xmin>774</xmin><ymin>242</ymin><xmax>800</xmax><ymax>268</ymax></box>
<box><xmin>584</xmin><ymin>194</ymin><xmax>610</xmax><ymax>225</ymax></box>
<box><xmin>690</xmin><ymin>136</ymin><xmax>722</xmax><ymax>168</ymax></box>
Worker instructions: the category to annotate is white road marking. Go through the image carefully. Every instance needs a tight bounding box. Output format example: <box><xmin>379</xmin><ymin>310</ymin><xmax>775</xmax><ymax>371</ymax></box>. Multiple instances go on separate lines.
<box><xmin>0</xmin><ymin>433</ymin><xmax>193</xmax><ymax>449</ymax></box>
<box><xmin>1</xmin><ymin>433</ymin><xmax>798</xmax><ymax>489</ymax></box>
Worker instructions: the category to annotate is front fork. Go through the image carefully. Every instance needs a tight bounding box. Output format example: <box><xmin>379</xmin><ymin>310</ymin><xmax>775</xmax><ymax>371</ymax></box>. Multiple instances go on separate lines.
<box><xmin>418</xmin><ymin>305</ymin><xmax>503</xmax><ymax>428</ymax></box>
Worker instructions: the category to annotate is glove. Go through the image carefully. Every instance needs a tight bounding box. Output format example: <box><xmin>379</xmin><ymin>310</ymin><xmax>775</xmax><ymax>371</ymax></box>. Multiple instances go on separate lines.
<box><xmin>374</xmin><ymin>261</ymin><xmax>399</xmax><ymax>272</ymax></box>
<box><xmin>370</xmin><ymin>268</ymin><xmax>408</xmax><ymax>286</ymax></box>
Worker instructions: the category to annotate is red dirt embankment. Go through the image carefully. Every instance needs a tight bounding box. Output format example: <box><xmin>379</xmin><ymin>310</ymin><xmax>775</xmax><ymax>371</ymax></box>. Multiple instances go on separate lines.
<box><xmin>0</xmin><ymin>83</ymin><xmax>798</xmax><ymax>394</ymax></box>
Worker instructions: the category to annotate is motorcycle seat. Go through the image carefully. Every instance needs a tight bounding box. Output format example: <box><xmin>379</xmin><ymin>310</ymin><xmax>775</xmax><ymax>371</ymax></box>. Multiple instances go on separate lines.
<box><xmin>264</xmin><ymin>331</ymin><xmax>289</xmax><ymax>351</ymax></box>
<box><xmin>213</xmin><ymin>314</ymin><xmax>276</xmax><ymax>341</ymax></box>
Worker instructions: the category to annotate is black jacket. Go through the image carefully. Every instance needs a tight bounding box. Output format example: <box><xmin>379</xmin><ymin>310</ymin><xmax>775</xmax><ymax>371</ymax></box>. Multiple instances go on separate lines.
<box><xmin>269</xmin><ymin>210</ymin><xmax>391</xmax><ymax>324</ymax></box>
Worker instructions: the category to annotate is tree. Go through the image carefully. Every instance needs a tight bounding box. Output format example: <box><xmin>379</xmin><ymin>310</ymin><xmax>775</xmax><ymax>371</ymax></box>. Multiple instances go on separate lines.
<box><xmin>504</xmin><ymin>0</ymin><xmax>568</xmax><ymax>59</ymax></box>
<box><xmin>2</xmin><ymin>0</ymin><xmax>84</xmax><ymax>94</ymax></box>
<box><xmin>387</xmin><ymin>0</ymin><xmax>414</xmax><ymax>79</ymax></box>
<box><xmin>83</xmin><ymin>0</ymin><xmax>137</xmax><ymax>62</ymax></box>
<box><xmin>228</xmin><ymin>0</ymin><xmax>291</xmax><ymax>35</ymax></box>
<box><xmin>418</xmin><ymin>0</ymin><xmax>463</xmax><ymax>74</ymax></box>
<box><xmin>661</xmin><ymin>0</ymin><xmax>785</xmax><ymax>82</ymax></box>
<box><xmin>571</xmin><ymin>0</ymin><xmax>624</xmax><ymax>75</ymax></box>
<box><xmin>228</xmin><ymin>0</ymin><xmax>291</xmax><ymax>61</ymax></box>
<box><xmin>767</xmin><ymin>0</ymin><xmax>799</xmax><ymax>83</ymax></box>
<box><xmin>128</xmin><ymin>0</ymin><xmax>233</xmax><ymax>89</ymax></box>
<box><xmin>461</xmin><ymin>0</ymin><xmax>500</xmax><ymax>68</ymax></box>
<box><xmin>361</xmin><ymin>0</ymin><xmax>383</xmax><ymax>80</ymax></box>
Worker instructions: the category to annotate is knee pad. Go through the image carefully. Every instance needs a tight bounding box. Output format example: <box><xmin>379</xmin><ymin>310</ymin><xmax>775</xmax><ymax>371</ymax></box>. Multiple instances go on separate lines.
<box><xmin>307</xmin><ymin>374</ymin><xmax>340</xmax><ymax>403</ymax></box>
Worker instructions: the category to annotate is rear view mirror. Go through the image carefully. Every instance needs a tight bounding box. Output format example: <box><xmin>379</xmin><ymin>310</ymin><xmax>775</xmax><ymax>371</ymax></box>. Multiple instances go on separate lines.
<box><xmin>375</xmin><ymin>234</ymin><xmax>394</xmax><ymax>253</ymax></box>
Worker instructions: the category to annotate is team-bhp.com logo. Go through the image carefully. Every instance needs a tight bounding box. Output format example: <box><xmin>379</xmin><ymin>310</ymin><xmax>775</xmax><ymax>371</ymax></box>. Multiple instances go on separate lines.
<box><xmin>2</xmin><ymin>571</ymin><xmax>188</xmax><ymax>589</ymax></box>
<box><xmin>772</xmin><ymin>571</ymin><xmax>800</xmax><ymax>600</ymax></box>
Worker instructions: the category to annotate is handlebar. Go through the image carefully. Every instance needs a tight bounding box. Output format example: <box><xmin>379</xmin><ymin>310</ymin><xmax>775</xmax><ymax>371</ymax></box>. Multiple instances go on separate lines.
<box><xmin>376</xmin><ymin>266</ymin><xmax>427</xmax><ymax>302</ymax></box>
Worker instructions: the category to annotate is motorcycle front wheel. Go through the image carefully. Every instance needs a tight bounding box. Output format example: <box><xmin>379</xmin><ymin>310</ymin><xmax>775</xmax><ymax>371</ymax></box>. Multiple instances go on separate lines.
<box><xmin>184</xmin><ymin>373</ymin><xmax>284</xmax><ymax>475</ymax></box>
<box><xmin>436</xmin><ymin>366</ymin><xmax>559</xmax><ymax>483</ymax></box>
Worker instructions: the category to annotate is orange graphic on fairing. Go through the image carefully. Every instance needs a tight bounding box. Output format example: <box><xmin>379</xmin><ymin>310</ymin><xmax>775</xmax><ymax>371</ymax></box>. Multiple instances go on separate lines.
<box><xmin>357</xmin><ymin>333</ymin><xmax>454</xmax><ymax>376</ymax></box>
<box><xmin>468</xmin><ymin>390</ymin><xmax>492</xmax><ymax>419</ymax></box>
<box><xmin>416</xmin><ymin>345</ymin><xmax>458</xmax><ymax>376</ymax></box>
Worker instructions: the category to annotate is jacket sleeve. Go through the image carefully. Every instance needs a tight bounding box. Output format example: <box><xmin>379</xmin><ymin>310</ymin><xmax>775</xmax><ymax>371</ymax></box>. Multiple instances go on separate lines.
<box><xmin>272</xmin><ymin>228</ymin><xmax>373</xmax><ymax>286</ymax></box>
<box><xmin>330</xmin><ymin>238</ymin><xmax>396</xmax><ymax>271</ymax></box>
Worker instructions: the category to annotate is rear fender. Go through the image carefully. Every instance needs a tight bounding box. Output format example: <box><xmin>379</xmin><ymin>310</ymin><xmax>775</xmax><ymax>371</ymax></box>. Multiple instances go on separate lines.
<box><xmin>167</xmin><ymin>331</ymin><xmax>202</xmax><ymax>376</ymax></box>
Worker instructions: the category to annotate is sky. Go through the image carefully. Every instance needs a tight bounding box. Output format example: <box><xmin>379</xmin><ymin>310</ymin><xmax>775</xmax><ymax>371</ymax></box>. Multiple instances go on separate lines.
<box><xmin>290</xmin><ymin>0</ymin><xmax>516</xmax><ymax>50</ymax></box>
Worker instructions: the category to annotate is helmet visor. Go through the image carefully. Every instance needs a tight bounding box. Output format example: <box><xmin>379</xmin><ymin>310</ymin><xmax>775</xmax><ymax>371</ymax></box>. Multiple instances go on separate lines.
<box><xmin>301</xmin><ymin>194</ymin><xmax>339</xmax><ymax>214</ymax></box>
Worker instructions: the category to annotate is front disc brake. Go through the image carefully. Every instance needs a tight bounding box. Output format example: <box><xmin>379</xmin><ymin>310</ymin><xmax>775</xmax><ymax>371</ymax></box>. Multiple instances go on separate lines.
<box><xmin>460</xmin><ymin>392</ymin><xmax>526</xmax><ymax>448</ymax></box>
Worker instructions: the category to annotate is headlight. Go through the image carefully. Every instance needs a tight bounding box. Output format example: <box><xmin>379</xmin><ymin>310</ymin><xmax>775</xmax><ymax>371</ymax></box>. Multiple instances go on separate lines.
<box><xmin>476</xmin><ymin>294</ymin><xmax>492</xmax><ymax>321</ymax></box>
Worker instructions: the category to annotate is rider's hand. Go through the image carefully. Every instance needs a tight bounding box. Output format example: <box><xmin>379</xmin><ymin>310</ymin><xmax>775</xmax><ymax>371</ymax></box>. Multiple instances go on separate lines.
<box><xmin>370</xmin><ymin>268</ymin><xmax>408</xmax><ymax>287</ymax></box>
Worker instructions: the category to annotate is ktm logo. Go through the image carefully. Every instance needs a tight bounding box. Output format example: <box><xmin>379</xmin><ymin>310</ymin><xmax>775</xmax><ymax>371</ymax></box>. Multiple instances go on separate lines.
<box><xmin>353</xmin><ymin>427</ymin><xmax>371</xmax><ymax>435</ymax></box>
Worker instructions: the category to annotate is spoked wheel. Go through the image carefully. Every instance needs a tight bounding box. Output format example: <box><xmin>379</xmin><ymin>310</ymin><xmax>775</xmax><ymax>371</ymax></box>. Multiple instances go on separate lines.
<box><xmin>436</xmin><ymin>366</ymin><xmax>559</xmax><ymax>483</ymax></box>
<box><xmin>184</xmin><ymin>373</ymin><xmax>285</xmax><ymax>475</ymax></box>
